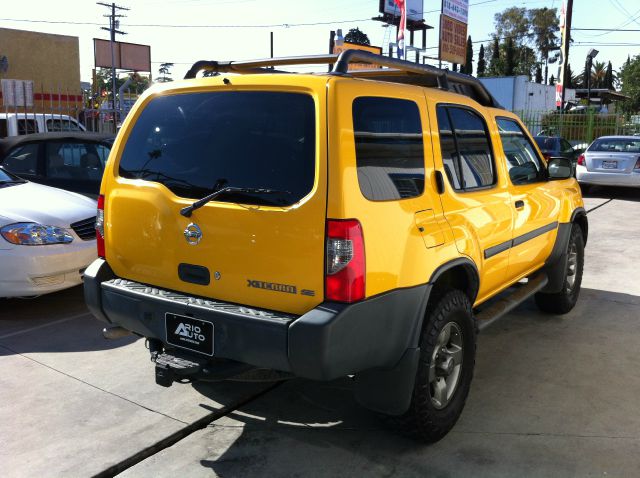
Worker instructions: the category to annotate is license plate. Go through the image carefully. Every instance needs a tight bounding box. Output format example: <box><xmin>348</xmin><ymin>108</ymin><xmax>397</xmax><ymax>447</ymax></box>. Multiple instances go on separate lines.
<box><xmin>165</xmin><ymin>313</ymin><xmax>214</xmax><ymax>356</ymax></box>
<box><xmin>602</xmin><ymin>160</ymin><xmax>617</xmax><ymax>169</ymax></box>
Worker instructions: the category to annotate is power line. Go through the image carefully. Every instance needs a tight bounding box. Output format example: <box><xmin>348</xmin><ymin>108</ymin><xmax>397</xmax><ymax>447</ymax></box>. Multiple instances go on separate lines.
<box><xmin>573</xmin><ymin>28</ymin><xmax>640</xmax><ymax>31</ymax></box>
<box><xmin>0</xmin><ymin>0</ymin><xmax>499</xmax><ymax>30</ymax></box>
<box><xmin>0</xmin><ymin>17</ymin><xmax>373</xmax><ymax>29</ymax></box>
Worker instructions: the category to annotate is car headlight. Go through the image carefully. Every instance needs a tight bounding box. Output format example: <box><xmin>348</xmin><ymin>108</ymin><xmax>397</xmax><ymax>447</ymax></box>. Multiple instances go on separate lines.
<box><xmin>0</xmin><ymin>222</ymin><xmax>74</xmax><ymax>245</ymax></box>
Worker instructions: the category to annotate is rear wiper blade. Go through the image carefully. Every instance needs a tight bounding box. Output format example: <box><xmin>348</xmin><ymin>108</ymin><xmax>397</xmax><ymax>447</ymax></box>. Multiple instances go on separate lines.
<box><xmin>180</xmin><ymin>186</ymin><xmax>290</xmax><ymax>217</ymax></box>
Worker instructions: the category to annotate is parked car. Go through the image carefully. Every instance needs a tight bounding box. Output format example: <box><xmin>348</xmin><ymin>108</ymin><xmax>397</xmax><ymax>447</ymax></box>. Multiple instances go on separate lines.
<box><xmin>534</xmin><ymin>135</ymin><xmax>580</xmax><ymax>164</ymax></box>
<box><xmin>0</xmin><ymin>132</ymin><xmax>114</xmax><ymax>197</ymax></box>
<box><xmin>0</xmin><ymin>113</ymin><xmax>86</xmax><ymax>138</ymax></box>
<box><xmin>0</xmin><ymin>166</ymin><xmax>97</xmax><ymax>298</ymax></box>
<box><xmin>576</xmin><ymin>135</ymin><xmax>640</xmax><ymax>188</ymax></box>
<box><xmin>84</xmin><ymin>51</ymin><xmax>586</xmax><ymax>443</ymax></box>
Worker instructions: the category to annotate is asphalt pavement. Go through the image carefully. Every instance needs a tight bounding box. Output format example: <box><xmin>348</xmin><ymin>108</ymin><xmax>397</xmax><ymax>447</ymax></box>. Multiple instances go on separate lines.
<box><xmin>1</xmin><ymin>186</ymin><xmax>639</xmax><ymax>477</ymax></box>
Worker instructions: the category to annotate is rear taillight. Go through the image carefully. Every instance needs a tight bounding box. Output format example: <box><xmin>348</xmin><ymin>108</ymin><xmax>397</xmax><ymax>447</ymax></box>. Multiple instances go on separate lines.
<box><xmin>543</xmin><ymin>153</ymin><xmax>551</xmax><ymax>162</ymax></box>
<box><xmin>325</xmin><ymin>219</ymin><xmax>365</xmax><ymax>303</ymax></box>
<box><xmin>96</xmin><ymin>194</ymin><xmax>105</xmax><ymax>258</ymax></box>
<box><xmin>577</xmin><ymin>154</ymin><xmax>585</xmax><ymax>166</ymax></box>
<box><xmin>635</xmin><ymin>157</ymin><xmax>640</xmax><ymax>170</ymax></box>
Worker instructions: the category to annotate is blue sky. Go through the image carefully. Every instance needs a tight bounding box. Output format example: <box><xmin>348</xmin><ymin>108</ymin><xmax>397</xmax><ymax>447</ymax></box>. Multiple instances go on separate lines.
<box><xmin>1</xmin><ymin>0</ymin><xmax>637</xmax><ymax>82</ymax></box>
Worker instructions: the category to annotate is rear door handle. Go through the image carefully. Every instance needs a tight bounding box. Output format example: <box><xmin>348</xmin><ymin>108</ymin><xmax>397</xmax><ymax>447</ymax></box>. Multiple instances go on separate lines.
<box><xmin>515</xmin><ymin>200</ymin><xmax>525</xmax><ymax>209</ymax></box>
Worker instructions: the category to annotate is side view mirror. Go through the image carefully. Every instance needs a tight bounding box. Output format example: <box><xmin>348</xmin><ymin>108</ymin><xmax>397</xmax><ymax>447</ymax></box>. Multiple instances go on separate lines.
<box><xmin>547</xmin><ymin>157</ymin><xmax>572</xmax><ymax>179</ymax></box>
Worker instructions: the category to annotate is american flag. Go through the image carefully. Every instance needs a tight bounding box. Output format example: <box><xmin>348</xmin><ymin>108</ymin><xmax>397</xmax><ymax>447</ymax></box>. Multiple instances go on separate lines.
<box><xmin>393</xmin><ymin>0</ymin><xmax>407</xmax><ymax>60</ymax></box>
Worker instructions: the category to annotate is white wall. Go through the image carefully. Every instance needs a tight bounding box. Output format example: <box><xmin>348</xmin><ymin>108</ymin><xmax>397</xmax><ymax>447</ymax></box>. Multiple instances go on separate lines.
<box><xmin>480</xmin><ymin>76</ymin><xmax>576</xmax><ymax>112</ymax></box>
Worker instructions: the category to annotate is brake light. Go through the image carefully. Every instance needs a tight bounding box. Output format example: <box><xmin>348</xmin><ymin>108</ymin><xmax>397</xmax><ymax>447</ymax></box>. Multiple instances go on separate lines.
<box><xmin>577</xmin><ymin>154</ymin><xmax>585</xmax><ymax>166</ymax></box>
<box><xmin>635</xmin><ymin>157</ymin><xmax>640</xmax><ymax>170</ymax></box>
<box><xmin>543</xmin><ymin>153</ymin><xmax>551</xmax><ymax>162</ymax></box>
<box><xmin>325</xmin><ymin>219</ymin><xmax>365</xmax><ymax>303</ymax></box>
<box><xmin>96</xmin><ymin>194</ymin><xmax>105</xmax><ymax>258</ymax></box>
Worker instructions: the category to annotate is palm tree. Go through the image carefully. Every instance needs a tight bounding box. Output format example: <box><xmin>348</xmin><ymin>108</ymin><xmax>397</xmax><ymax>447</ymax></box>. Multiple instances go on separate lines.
<box><xmin>591</xmin><ymin>61</ymin><xmax>607</xmax><ymax>89</ymax></box>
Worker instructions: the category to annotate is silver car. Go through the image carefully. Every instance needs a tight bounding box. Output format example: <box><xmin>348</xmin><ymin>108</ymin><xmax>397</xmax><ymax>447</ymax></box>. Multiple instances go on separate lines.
<box><xmin>576</xmin><ymin>136</ymin><xmax>640</xmax><ymax>188</ymax></box>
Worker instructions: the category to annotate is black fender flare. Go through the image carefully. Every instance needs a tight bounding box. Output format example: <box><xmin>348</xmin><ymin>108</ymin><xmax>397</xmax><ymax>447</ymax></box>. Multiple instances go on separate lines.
<box><xmin>541</xmin><ymin>207</ymin><xmax>587</xmax><ymax>293</ymax></box>
<box><xmin>354</xmin><ymin>257</ymin><xmax>479</xmax><ymax>415</ymax></box>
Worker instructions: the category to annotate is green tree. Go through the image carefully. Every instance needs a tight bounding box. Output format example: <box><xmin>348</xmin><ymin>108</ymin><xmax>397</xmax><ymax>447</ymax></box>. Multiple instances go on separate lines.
<box><xmin>344</xmin><ymin>27</ymin><xmax>370</xmax><ymax>45</ymax></box>
<box><xmin>528</xmin><ymin>7</ymin><xmax>559</xmax><ymax>82</ymax></box>
<box><xmin>461</xmin><ymin>36</ymin><xmax>473</xmax><ymax>74</ymax></box>
<box><xmin>620</xmin><ymin>55</ymin><xmax>640</xmax><ymax>114</ymax></box>
<box><xmin>604</xmin><ymin>61</ymin><xmax>616</xmax><ymax>89</ymax></box>
<box><xmin>487</xmin><ymin>36</ymin><xmax>501</xmax><ymax>75</ymax></box>
<box><xmin>477</xmin><ymin>44</ymin><xmax>486</xmax><ymax>77</ymax></box>
<box><xmin>535</xmin><ymin>65</ymin><xmax>543</xmax><ymax>83</ymax></box>
<box><xmin>504</xmin><ymin>37</ymin><xmax>516</xmax><ymax>76</ymax></box>
<box><xmin>494</xmin><ymin>7</ymin><xmax>530</xmax><ymax>45</ymax></box>
<box><xmin>591</xmin><ymin>60</ymin><xmax>607</xmax><ymax>88</ymax></box>
<box><xmin>489</xmin><ymin>6</ymin><xmax>559</xmax><ymax>80</ymax></box>
<box><xmin>94</xmin><ymin>69</ymin><xmax>149</xmax><ymax>97</ymax></box>
<box><xmin>156</xmin><ymin>62</ymin><xmax>174</xmax><ymax>83</ymax></box>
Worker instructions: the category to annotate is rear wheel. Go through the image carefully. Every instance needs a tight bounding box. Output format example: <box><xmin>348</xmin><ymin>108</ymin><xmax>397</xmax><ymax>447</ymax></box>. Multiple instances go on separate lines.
<box><xmin>535</xmin><ymin>223</ymin><xmax>584</xmax><ymax>314</ymax></box>
<box><xmin>389</xmin><ymin>289</ymin><xmax>476</xmax><ymax>443</ymax></box>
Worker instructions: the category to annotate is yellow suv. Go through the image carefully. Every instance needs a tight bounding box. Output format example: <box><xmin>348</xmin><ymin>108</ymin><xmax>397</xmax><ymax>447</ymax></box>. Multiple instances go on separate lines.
<box><xmin>84</xmin><ymin>51</ymin><xmax>587</xmax><ymax>442</ymax></box>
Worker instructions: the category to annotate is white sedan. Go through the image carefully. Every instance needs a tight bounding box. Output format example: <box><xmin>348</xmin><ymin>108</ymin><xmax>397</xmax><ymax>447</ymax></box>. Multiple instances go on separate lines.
<box><xmin>0</xmin><ymin>167</ymin><xmax>97</xmax><ymax>297</ymax></box>
<box><xmin>576</xmin><ymin>136</ymin><xmax>640</xmax><ymax>188</ymax></box>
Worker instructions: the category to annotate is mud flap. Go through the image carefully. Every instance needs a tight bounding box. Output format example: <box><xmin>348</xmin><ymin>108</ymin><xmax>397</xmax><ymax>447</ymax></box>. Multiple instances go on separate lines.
<box><xmin>354</xmin><ymin>347</ymin><xmax>421</xmax><ymax>416</ymax></box>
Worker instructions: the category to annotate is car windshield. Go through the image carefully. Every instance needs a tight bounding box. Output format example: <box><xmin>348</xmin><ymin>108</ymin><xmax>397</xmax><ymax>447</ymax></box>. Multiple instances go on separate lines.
<box><xmin>118</xmin><ymin>91</ymin><xmax>316</xmax><ymax>206</ymax></box>
<box><xmin>589</xmin><ymin>138</ymin><xmax>640</xmax><ymax>153</ymax></box>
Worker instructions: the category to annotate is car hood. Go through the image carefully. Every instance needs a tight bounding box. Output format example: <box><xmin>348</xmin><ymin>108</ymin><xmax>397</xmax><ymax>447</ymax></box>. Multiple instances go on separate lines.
<box><xmin>0</xmin><ymin>181</ymin><xmax>97</xmax><ymax>228</ymax></box>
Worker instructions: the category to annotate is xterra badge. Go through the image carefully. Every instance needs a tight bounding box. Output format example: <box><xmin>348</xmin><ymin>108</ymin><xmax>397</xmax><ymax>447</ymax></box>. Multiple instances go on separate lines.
<box><xmin>247</xmin><ymin>279</ymin><xmax>316</xmax><ymax>297</ymax></box>
<box><xmin>247</xmin><ymin>279</ymin><xmax>297</xmax><ymax>294</ymax></box>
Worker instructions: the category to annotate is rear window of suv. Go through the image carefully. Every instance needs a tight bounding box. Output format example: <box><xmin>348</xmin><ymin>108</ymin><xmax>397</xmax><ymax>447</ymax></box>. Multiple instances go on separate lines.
<box><xmin>118</xmin><ymin>91</ymin><xmax>316</xmax><ymax>206</ymax></box>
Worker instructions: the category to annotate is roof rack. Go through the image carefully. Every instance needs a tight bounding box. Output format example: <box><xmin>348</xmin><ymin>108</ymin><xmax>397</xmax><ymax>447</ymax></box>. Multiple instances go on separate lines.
<box><xmin>184</xmin><ymin>51</ymin><xmax>502</xmax><ymax>108</ymax></box>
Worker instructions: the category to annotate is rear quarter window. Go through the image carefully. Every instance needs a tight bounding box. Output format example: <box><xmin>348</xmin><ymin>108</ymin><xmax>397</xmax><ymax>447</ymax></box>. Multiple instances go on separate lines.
<box><xmin>118</xmin><ymin>91</ymin><xmax>316</xmax><ymax>206</ymax></box>
<box><xmin>352</xmin><ymin>97</ymin><xmax>424</xmax><ymax>201</ymax></box>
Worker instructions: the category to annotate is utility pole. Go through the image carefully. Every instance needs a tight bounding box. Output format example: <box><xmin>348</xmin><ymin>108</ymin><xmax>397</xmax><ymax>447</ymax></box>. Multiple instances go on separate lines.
<box><xmin>560</xmin><ymin>0</ymin><xmax>573</xmax><ymax>109</ymax></box>
<box><xmin>97</xmin><ymin>2</ymin><xmax>128</xmax><ymax>129</ymax></box>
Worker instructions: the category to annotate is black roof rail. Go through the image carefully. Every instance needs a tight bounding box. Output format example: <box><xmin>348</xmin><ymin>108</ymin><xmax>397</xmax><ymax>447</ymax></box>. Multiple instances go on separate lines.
<box><xmin>183</xmin><ymin>52</ymin><xmax>502</xmax><ymax>108</ymax></box>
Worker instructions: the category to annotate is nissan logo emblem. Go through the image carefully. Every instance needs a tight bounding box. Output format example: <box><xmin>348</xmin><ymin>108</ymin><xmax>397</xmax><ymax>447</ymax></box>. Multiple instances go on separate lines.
<box><xmin>184</xmin><ymin>223</ymin><xmax>203</xmax><ymax>245</ymax></box>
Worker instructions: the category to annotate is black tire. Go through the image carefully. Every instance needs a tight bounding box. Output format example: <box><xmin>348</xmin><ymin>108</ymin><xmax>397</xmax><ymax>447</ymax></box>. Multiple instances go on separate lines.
<box><xmin>535</xmin><ymin>223</ymin><xmax>584</xmax><ymax>314</ymax></box>
<box><xmin>389</xmin><ymin>289</ymin><xmax>476</xmax><ymax>443</ymax></box>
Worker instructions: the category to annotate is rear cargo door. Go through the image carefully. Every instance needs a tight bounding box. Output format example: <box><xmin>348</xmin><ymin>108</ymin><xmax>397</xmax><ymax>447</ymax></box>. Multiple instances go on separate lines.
<box><xmin>105</xmin><ymin>86</ymin><xmax>327</xmax><ymax>315</ymax></box>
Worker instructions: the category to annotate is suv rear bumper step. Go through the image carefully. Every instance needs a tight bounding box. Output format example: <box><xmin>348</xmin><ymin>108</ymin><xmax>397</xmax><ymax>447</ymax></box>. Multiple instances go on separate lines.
<box><xmin>84</xmin><ymin>258</ymin><xmax>430</xmax><ymax>381</ymax></box>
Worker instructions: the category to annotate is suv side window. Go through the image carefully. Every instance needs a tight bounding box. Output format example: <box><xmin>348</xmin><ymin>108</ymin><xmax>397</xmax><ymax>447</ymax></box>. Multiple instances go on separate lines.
<box><xmin>436</xmin><ymin>105</ymin><xmax>496</xmax><ymax>191</ymax></box>
<box><xmin>353</xmin><ymin>97</ymin><xmax>424</xmax><ymax>201</ymax></box>
<box><xmin>496</xmin><ymin>118</ymin><xmax>545</xmax><ymax>185</ymax></box>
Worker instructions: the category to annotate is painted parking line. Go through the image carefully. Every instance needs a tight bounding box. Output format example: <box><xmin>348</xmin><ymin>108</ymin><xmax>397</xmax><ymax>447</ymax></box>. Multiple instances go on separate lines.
<box><xmin>0</xmin><ymin>312</ymin><xmax>90</xmax><ymax>340</ymax></box>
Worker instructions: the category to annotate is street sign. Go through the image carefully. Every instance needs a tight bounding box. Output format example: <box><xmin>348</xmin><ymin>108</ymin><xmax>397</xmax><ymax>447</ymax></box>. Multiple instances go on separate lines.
<box><xmin>439</xmin><ymin>15</ymin><xmax>467</xmax><ymax>65</ymax></box>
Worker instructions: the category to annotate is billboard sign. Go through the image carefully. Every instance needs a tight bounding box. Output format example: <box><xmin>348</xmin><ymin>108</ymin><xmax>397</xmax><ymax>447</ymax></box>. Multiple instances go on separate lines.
<box><xmin>381</xmin><ymin>0</ymin><xmax>424</xmax><ymax>22</ymax></box>
<box><xmin>442</xmin><ymin>0</ymin><xmax>469</xmax><ymax>24</ymax></box>
<box><xmin>333</xmin><ymin>41</ymin><xmax>383</xmax><ymax>70</ymax></box>
<box><xmin>439</xmin><ymin>15</ymin><xmax>467</xmax><ymax>65</ymax></box>
<box><xmin>94</xmin><ymin>39</ymin><xmax>151</xmax><ymax>72</ymax></box>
